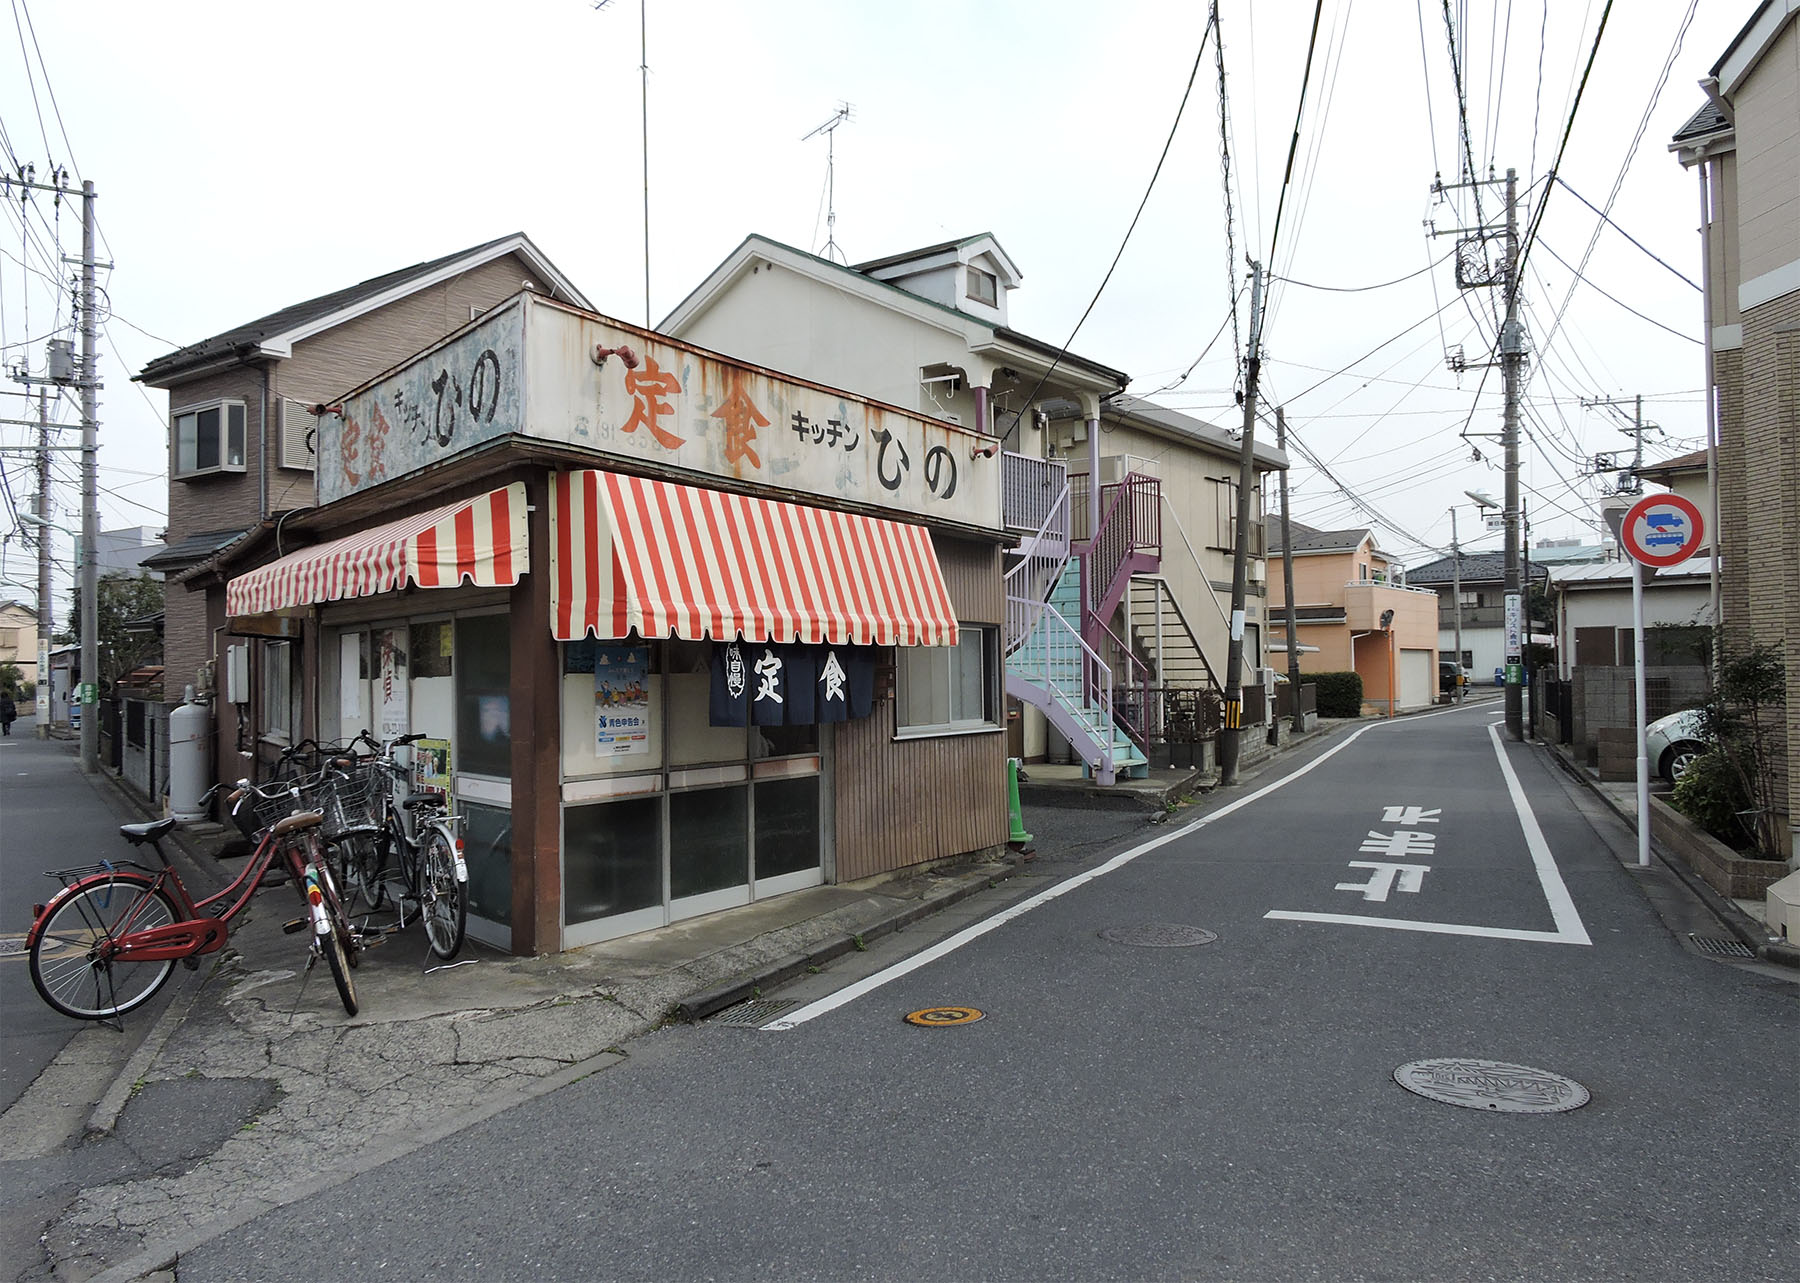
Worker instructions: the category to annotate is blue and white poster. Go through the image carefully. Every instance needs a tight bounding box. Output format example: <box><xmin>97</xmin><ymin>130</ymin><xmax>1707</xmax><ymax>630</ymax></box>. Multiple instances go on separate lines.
<box><xmin>595</xmin><ymin>645</ymin><xmax>650</xmax><ymax>756</ymax></box>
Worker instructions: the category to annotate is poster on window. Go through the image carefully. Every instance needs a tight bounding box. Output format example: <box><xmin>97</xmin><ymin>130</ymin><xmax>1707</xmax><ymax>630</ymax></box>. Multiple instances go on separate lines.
<box><xmin>377</xmin><ymin>628</ymin><xmax>410</xmax><ymax>741</ymax></box>
<box><xmin>594</xmin><ymin>644</ymin><xmax>650</xmax><ymax>756</ymax></box>
<box><xmin>413</xmin><ymin>737</ymin><xmax>451</xmax><ymax>795</ymax></box>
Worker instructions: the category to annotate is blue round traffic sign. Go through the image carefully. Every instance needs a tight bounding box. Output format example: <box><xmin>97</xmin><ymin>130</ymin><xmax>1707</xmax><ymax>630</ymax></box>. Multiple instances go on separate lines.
<box><xmin>1620</xmin><ymin>493</ymin><xmax>1704</xmax><ymax>568</ymax></box>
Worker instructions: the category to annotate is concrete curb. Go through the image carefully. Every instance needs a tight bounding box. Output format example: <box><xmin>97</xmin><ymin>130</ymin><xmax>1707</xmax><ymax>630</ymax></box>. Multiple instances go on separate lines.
<box><xmin>84</xmin><ymin>969</ymin><xmax>203</xmax><ymax>1139</ymax></box>
<box><xmin>1544</xmin><ymin>742</ymin><xmax>1798</xmax><ymax>970</ymax></box>
<box><xmin>672</xmin><ymin>859</ymin><xmax>1026</xmax><ymax>1021</ymax></box>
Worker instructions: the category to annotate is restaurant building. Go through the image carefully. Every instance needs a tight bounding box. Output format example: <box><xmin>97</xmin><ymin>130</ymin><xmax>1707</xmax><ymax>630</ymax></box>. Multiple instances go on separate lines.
<box><xmin>215</xmin><ymin>291</ymin><xmax>1012</xmax><ymax>953</ymax></box>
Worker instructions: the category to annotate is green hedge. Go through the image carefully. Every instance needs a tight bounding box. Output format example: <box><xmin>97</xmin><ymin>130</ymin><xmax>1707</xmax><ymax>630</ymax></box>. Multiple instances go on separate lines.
<box><xmin>1311</xmin><ymin>671</ymin><xmax>1364</xmax><ymax>718</ymax></box>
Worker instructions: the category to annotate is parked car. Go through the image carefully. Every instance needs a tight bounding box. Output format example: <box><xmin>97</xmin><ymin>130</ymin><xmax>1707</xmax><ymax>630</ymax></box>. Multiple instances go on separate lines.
<box><xmin>1438</xmin><ymin>661</ymin><xmax>1465</xmax><ymax>698</ymax></box>
<box><xmin>1645</xmin><ymin>708</ymin><xmax>1708</xmax><ymax>784</ymax></box>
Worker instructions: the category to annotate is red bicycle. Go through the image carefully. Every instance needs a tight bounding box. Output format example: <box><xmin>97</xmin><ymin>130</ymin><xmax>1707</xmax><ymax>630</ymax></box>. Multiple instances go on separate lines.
<box><xmin>26</xmin><ymin>776</ymin><xmax>363</xmax><ymax>1021</ymax></box>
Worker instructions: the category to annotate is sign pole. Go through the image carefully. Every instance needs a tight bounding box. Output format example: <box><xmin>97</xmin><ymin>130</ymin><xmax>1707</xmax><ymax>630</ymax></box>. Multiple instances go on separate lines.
<box><xmin>1617</xmin><ymin>490</ymin><xmax>1703</xmax><ymax>869</ymax></box>
<box><xmin>1632</xmin><ymin>557</ymin><xmax>1650</xmax><ymax>868</ymax></box>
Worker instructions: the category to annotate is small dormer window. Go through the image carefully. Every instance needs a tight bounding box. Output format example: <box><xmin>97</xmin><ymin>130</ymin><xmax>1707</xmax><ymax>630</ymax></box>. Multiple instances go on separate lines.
<box><xmin>966</xmin><ymin>267</ymin><xmax>998</xmax><ymax>307</ymax></box>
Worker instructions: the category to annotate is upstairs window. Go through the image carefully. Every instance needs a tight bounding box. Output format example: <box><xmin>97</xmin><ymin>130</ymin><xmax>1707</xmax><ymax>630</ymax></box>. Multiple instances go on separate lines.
<box><xmin>174</xmin><ymin>400</ymin><xmax>247</xmax><ymax>477</ymax></box>
<box><xmin>966</xmin><ymin>267</ymin><xmax>998</xmax><ymax>307</ymax></box>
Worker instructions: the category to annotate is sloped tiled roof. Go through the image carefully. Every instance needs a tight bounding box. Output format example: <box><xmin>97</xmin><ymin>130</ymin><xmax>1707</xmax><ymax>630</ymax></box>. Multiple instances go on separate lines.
<box><xmin>1264</xmin><ymin>517</ymin><xmax>1372</xmax><ymax>555</ymax></box>
<box><xmin>138</xmin><ymin>233</ymin><xmax>587</xmax><ymax>384</ymax></box>
<box><xmin>1671</xmin><ymin>99</ymin><xmax>1731</xmax><ymax>144</ymax></box>
<box><xmin>1637</xmin><ymin>448</ymin><xmax>1709</xmax><ymax>479</ymax></box>
<box><xmin>140</xmin><ymin>527</ymin><xmax>251</xmax><ymax>575</ymax></box>
<box><xmin>1407</xmin><ymin>552</ymin><xmax>1553</xmax><ymax>585</ymax></box>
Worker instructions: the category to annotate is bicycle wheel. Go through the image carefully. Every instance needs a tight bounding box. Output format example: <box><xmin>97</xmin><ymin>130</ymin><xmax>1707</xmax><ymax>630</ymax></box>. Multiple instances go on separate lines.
<box><xmin>338</xmin><ymin>831</ymin><xmax>387</xmax><ymax>913</ymax></box>
<box><xmin>29</xmin><ymin>874</ymin><xmax>180</xmax><ymax>1020</ymax></box>
<box><xmin>419</xmin><ymin>830</ymin><xmax>468</xmax><ymax>960</ymax></box>
<box><xmin>318</xmin><ymin>910</ymin><xmax>360</xmax><ymax>1016</ymax></box>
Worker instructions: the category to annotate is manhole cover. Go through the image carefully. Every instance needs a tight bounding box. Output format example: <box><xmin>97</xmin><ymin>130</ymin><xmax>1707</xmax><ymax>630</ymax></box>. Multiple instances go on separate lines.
<box><xmin>1098</xmin><ymin>923</ymin><xmax>1218</xmax><ymax>948</ymax></box>
<box><xmin>1394</xmin><ymin>1058</ymin><xmax>1590</xmax><ymax>1114</ymax></box>
<box><xmin>904</xmin><ymin>1006</ymin><xmax>985</xmax><ymax>1027</ymax></box>
<box><xmin>0</xmin><ymin>936</ymin><xmax>26</xmax><ymax>957</ymax></box>
<box><xmin>1688</xmin><ymin>934</ymin><xmax>1756</xmax><ymax>959</ymax></box>
<box><xmin>711</xmin><ymin>999</ymin><xmax>796</xmax><ymax>1027</ymax></box>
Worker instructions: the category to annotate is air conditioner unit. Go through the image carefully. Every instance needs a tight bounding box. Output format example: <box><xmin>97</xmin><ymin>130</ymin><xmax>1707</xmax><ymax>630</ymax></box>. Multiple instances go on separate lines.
<box><xmin>225</xmin><ymin>644</ymin><xmax>250</xmax><ymax>705</ymax></box>
<box><xmin>1098</xmin><ymin>454</ymin><xmax>1161</xmax><ymax>484</ymax></box>
<box><xmin>279</xmin><ymin>399</ymin><xmax>316</xmax><ymax>472</ymax></box>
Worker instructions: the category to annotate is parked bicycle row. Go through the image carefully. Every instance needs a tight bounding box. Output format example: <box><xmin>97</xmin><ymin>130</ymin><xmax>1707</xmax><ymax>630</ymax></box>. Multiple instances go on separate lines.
<box><xmin>24</xmin><ymin>732</ymin><xmax>468</xmax><ymax>1023</ymax></box>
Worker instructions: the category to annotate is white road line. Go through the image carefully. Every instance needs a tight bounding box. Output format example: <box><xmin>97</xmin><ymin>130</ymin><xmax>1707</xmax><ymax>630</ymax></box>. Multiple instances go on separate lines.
<box><xmin>1262</xmin><ymin>720</ymin><xmax>1591</xmax><ymax>947</ymax></box>
<box><xmin>1484</xmin><ymin>720</ymin><xmax>1591</xmax><ymax>944</ymax></box>
<box><xmin>762</xmin><ymin>715</ymin><xmax>1396</xmax><ymax>1033</ymax></box>
<box><xmin>1260</xmin><ymin>912</ymin><xmax>1582</xmax><ymax>943</ymax></box>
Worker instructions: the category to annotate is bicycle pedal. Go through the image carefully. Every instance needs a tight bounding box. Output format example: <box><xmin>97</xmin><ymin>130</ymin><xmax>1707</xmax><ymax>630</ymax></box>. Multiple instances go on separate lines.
<box><xmin>281</xmin><ymin>917</ymin><xmax>308</xmax><ymax>935</ymax></box>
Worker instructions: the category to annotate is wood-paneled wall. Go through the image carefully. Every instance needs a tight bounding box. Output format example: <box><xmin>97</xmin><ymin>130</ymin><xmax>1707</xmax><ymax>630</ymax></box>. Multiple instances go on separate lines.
<box><xmin>833</xmin><ymin>532</ymin><xmax>1009</xmax><ymax>882</ymax></box>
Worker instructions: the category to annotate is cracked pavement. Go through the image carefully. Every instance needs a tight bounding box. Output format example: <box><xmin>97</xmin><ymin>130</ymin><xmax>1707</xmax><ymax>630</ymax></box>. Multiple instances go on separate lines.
<box><xmin>4</xmin><ymin>846</ymin><xmax>1057</xmax><ymax>1283</ymax></box>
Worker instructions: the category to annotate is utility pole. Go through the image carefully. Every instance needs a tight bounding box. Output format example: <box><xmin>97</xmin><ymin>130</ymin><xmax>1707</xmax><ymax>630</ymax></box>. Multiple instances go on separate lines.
<box><xmin>1522</xmin><ymin>496</ymin><xmax>1534</xmax><ymax>740</ymax></box>
<box><xmin>36</xmin><ymin>387</ymin><xmax>52</xmax><ymax>737</ymax></box>
<box><xmin>1219</xmin><ymin>260</ymin><xmax>1264</xmax><ymax>786</ymax></box>
<box><xmin>1430</xmin><ymin>166</ymin><xmax>1525</xmax><ymax>739</ymax></box>
<box><xmin>1276</xmin><ymin>407</ymin><xmax>1301</xmax><ymax>733</ymax></box>
<box><xmin>78</xmin><ymin>180</ymin><xmax>100</xmax><ymax>775</ymax></box>
<box><xmin>1499</xmin><ymin>167</ymin><xmax>1524</xmax><ymax>742</ymax></box>
<box><xmin>1449</xmin><ymin>506</ymin><xmax>1463</xmax><ymax>695</ymax></box>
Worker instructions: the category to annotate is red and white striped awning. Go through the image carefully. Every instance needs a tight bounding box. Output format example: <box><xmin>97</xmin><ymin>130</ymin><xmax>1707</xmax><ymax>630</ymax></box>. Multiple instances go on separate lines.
<box><xmin>226</xmin><ymin>483</ymin><xmax>528</xmax><ymax>617</ymax></box>
<box><xmin>551</xmin><ymin>470</ymin><xmax>959</xmax><ymax>646</ymax></box>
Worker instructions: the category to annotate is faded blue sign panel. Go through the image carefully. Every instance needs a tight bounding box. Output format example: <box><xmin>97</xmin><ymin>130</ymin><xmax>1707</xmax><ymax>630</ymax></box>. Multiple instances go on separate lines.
<box><xmin>318</xmin><ymin>303</ymin><xmax>525</xmax><ymax>505</ymax></box>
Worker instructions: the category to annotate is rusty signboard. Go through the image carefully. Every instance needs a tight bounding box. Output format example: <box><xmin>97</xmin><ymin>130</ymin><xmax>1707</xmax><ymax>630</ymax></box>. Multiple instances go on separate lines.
<box><xmin>320</xmin><ymin>295</ymin><xmax>1001</xmax><ymax>531</ymax></box>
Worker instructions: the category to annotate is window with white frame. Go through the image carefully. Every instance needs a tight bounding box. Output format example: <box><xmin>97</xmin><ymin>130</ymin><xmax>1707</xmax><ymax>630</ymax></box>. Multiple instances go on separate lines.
<box><xmin>966</xmin><ymin>267</ymin><xmax>998</xmax><ymax>307</ymax></box>
<box><xmin>260</xmin><ymin>640</ymin><xmax>296</xmax><ymax>743</ymax></box>
<box><xmin>173</xmin><ymin>400</ymin><xmax>247</xmax><ymax>477</ymax></box>
<box><xmin>897</xmin><ymin>627</ymin><xmax>998</xmax><ymax>734</ymax></box>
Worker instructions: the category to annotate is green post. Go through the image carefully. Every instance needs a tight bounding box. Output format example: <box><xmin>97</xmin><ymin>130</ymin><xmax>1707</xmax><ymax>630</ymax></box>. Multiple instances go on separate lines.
<box><xmin>1007</xmin><ymin>757</ymin><xmax>1033</xmax><ymax>845</ymax></box>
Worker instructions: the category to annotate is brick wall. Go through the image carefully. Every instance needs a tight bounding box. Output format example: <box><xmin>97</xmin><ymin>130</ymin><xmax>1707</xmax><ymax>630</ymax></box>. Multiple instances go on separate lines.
<box><xmin>1736</xmin><ymin>289</ymin><xmax>1798</xmax><ymax>849</ymax></box>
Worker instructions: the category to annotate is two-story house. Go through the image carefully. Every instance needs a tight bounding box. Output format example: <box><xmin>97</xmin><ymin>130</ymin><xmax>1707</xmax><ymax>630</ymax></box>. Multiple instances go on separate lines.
<box><xmin>1265</xmin><ymin>519</ymin><xmax>1439</xmax><ymax>714</ymax></box>
<box><xmin>1670</xmin><ymin>0</ymin><xmax>1799</xmax><ymax>861</ymax></box>
<box><xmin>1403</xmin><ymin>551</ymin><xmax>1551</xmax><ymax>682</ymax></box>
<box><xmin>136</xmin><ymin>234</ymin><xmax>590</xmax><ymax>791</ymax></box>
<box><xmin>201</xmin><ymin>291</ymin><xmax>1008</xmax><ymax>954</ymax></box>
<box><xmin>661</xmin><ymin>233</ymin><xmax>1282</xmax><ymax>781</ymax></box>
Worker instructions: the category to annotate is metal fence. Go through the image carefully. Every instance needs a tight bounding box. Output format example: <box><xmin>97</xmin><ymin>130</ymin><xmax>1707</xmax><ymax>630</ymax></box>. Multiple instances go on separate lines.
<box><xmin>117</xmin><ymin>696</ymin><xmax>171</xmax><ymax>803</ymax></box>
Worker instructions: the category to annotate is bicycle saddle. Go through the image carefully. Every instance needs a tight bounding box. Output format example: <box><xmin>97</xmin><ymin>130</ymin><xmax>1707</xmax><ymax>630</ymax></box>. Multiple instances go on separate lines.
<box><xmin>271</xmin><ymin>810</ymin><xmax>326</xmax><ymax>835</ymax></box>
<box><xmin>118</xmin><ymin>818</ymin><xmax>179</xmax><ymax>845</ymax></box>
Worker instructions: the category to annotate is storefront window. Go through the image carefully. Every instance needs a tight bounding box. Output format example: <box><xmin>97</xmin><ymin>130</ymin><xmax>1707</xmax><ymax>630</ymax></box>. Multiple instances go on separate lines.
<box><xmin>565</xmin><ymin>795</ymin><xmax>662</xmax><ymax>923</ymax></box>
<box><xmin>755</xmin><ymin>776</ymin><xmax>820</xmax><ymax>881</ymax></box>
<box><xmin>670</xmin><ymin>784</ymin><xmax>748</xmax><ymax>900</ymax></box>
<box><xmin>455</xmin><ymin>614</ymin><xmax>510</xmax><ymax>777</ymax></box>
<box><xmin>462</xmin><ymin>800</ymin><xmax>511</xmax><ymax>926</ymax></box>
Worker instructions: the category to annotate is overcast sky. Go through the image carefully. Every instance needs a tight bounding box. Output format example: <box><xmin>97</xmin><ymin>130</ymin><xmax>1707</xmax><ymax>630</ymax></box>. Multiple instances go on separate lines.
<box><xmin>1</xmin><ymin>0</ymin><xmax>1745</xmax><ymax>607</ymax></box>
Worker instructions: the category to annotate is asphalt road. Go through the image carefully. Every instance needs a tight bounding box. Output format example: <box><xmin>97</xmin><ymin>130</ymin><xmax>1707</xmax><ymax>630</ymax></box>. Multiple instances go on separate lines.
<box><xmin>0</xmin><ymin>721</ymin><xmax>151</xmax><ymax>1116</ymax></box>
<box><xmin>176</xmin><ymin>703</ymin><xmax>1799</xmax><ymax>1280</ymax></box>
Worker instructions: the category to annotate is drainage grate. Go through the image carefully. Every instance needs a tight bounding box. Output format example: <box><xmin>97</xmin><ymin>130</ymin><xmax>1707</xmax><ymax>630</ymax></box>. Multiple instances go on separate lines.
<box><xmin>710</xmin><ymin>998</ymin><xmax>797</xmax><ymax>1028</ymax></box>
<box><xmin>1689</xmin><ymin>933</ymin><xmax>1756</xmax><ymax>959</ymax></box>
<box><xmin>1099</xmin><ymin>923</ymin><xmax>1218</xmax><ymax>948</ymax></box>
<box><xmin>1394</xmin><ymin>1058</ymin><xmax>1590</xmax><ymax>1114</ymax></box>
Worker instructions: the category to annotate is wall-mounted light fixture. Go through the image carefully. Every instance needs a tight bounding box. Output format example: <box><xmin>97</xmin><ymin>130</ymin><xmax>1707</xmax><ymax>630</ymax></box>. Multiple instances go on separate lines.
<box><xmin>593</xmin><ymin>344</ymin><xmax>640</xmax><ymax>369</ymax></box>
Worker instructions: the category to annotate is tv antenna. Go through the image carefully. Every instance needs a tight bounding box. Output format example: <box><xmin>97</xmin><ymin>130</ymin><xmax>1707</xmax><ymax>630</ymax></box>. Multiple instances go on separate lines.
<box><xmin>803</xmin><ymin>102</ymin><xmax>853</xmax><ymax>263</ymax></box>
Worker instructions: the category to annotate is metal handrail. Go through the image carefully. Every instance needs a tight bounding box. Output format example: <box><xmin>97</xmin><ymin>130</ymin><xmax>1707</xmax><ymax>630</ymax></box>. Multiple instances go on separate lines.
<box><xmin>1005</xmin><ymin>599</ymin><xmax>1115</xmax><ymax>783</ymax></box>
<box><xmin>1088</xmin><ymin>612</ymin><xmax>1154</xmax><ymax>745</ymax></box>
<box><xmin>1003</xmin><ymin>478</ymin><xmax>1071</xmax><ymax>654</ymax></box>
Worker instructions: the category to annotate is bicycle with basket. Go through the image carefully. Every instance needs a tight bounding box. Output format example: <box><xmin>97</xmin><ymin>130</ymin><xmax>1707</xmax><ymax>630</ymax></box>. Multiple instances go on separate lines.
<box><xmin>26</xmin><ymin>773</ymin><xmax>364</xmax><ymax>1022</ymax></box>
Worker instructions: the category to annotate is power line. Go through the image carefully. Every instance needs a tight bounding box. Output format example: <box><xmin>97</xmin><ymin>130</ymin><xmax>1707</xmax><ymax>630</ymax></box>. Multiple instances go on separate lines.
<box><xmin>1535</xmin><ymin>237</ymin><xmax>1700</xmax><ymax>345</ymax></box>
<box><xmin>1264</xmin><ymin>0</ymin><xmax>1326</xmax><ymax>277</ymax></box>
<box><xmin>1275</xmin><ymin>250</ymin><xmax>1453</xmax><ymax>293</ymax></box>
<box><xmin>1553</xmin><ymin>175</ymin><xmax>1700</xmax><ymax>292</ymax></box>
<box><xmin>1508</xmin><ymin>0</ymin><xmax>1614</xmax><ymax>312</ymax></box>
<box><xmin>999</xmin><ymin>15</ymin><xmax>1215</xmax><ymax>434</ymax></box>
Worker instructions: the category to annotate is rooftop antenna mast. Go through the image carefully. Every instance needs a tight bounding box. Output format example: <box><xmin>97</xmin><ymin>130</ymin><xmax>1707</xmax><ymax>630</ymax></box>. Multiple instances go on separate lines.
<box><xmin>803</xmin><ymin>102</ymin><xmax>853</xmax><ymax>264</ymax></box>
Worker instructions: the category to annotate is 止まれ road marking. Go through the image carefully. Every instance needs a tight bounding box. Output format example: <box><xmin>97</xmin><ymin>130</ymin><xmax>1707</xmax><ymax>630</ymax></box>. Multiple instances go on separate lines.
<box><xmin>1265</xmin><ymin>722</ymin><xmax>1591</xmax><ymax>946</ymax></box>
<box><xmin>1335</xmin><ymin>861</ymin><xmax>1431</xmax><ymax>902</ymax></box>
